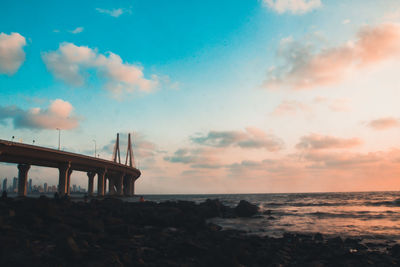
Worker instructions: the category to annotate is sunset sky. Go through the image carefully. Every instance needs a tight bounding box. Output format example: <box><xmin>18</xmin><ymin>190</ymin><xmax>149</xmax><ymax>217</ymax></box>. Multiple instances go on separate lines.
<box><xmin>2</xmin><ymin>0</ymin><xmax>400</xmax><ymax>193</ymax></box>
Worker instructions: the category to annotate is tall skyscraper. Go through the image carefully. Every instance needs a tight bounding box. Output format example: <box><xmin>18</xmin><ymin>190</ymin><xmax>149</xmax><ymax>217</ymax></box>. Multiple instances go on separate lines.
<box><xmin>12</xmin><ymin>177</ymin><xmax>18</xmax><ymax>192</ymax></box>
<box><xmin>44</xmin><ymin>183</ymin><xmax>48</xmax><ymax>193</ymax></box>
<box><xmin>28</xmin><ymin>179</ymin><xmax>33</xmax><ymax>193</ymax></box>
<box><xmin>1</xmin><ymin>178</ymin><xmax>6</xmax><ymax>192</ymax></box>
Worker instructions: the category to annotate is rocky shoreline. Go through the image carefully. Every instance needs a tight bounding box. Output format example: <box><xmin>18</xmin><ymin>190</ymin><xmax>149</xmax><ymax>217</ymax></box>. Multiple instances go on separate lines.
<box><xmin>1</xmin><ymin>196</ymin><xmax>400</xmax><ymax>266</ymax></box>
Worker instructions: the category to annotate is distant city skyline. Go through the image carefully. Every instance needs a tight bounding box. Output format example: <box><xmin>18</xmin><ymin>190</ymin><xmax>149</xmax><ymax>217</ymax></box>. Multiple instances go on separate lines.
<box><xmin>0</xmin><ymin>177</ymin><xmax>86</xmax><ymax>194</ymax></box>
<box><xmin>2</xmin><ymin>0</ymin><xmax>400</xmax><ymax>193</ymax></box>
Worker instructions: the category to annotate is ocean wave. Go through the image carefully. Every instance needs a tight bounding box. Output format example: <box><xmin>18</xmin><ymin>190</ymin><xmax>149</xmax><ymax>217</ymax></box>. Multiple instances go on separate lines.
<box><xmin>365</xmin><ymin>199</ymin><xmax>400</xmax><ymax>207</ymax></box>
<box><xmin>259</xmin><ymin>202</ymin><xmax>348</xmax><ymax>208</ymax></box>
<box><xmin>257</xmin><ymin>198</ymin><xmax>400</xmax><ymax>209</ymax></box>
<box><xmin>264</xmin><ymin>210</ymin><xmax>400</xmax><ymax>220</ymax></box>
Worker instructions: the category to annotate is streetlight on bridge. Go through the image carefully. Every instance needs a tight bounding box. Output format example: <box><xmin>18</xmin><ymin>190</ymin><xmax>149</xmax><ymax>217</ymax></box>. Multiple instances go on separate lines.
<box><xmin>92</xmin><ymin>139</ymin><xmax>97</xmax><ymax>158</ymax></box>
<box><xmin>56</xmin><ymin>128</ymin><xmax>61</xmax><ymax>150</ymax></box>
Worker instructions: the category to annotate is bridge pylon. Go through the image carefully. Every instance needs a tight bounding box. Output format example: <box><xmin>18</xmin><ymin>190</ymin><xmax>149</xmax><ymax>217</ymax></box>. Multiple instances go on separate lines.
<box><xmin>112</xmin><ymin>133</ymin><xmax>121</xmax><ymax>163</ymax></box>
<box><xmin>125</xmin><ymin>133</ymin><xmax>135</xmax><ymax>168</ymax></box>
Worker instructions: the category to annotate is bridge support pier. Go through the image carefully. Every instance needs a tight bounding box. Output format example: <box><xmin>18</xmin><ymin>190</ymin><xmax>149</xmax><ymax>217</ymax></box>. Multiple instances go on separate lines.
<box><xmin>87</xmin><ymin>172</ymin><xmax>95</xmax><ymax>196</ymax></box>
<box><xmin>124</xmin><ymin>176</ymin><xmax>134</xmax><ymax>197</ymax></box>
<box><xmin>17</xmin><ymin>164</ymin><xmax>30</xmax><ymax>197</ymax></box>
<box><xmin>108</xmin><ymin>176</ymin><xmax>117</xmax><ymax>195</ymax></box>
<box><xmin>115</xmin><ymin>173</ymin><xmax>124</xmax><ymax>196</ymax></box>
<box><xmin>67</xmin><ymin>169</ymin><xmax>73</xmax><ymax>195</ymax></box>
<box><xmin>123</xmin><ymin>175</ymin><xmax>128</xmax><ymax>196</ymax></box>
<box><xmin>97</xmin><ymin>169</ymin><xmax>106</xmax><ymax>197</ymax></box>
<box><xmin>58</xmin><ymin>163</ymin><xmax>71</xmax><ymax>195</ymax></box>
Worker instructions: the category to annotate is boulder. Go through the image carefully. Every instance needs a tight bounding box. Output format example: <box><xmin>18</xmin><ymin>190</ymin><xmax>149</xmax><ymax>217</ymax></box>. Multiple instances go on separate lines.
<box><xmin>234</xmin><ymin>200</ymin><xmax>259</xmax><ymax>217</ymax></box>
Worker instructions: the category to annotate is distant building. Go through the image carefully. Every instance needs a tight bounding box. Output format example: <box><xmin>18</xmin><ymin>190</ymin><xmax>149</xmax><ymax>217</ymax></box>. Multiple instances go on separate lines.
<box><xmin>72</xmin><ymin>184</ymin><xmax>77</xmax><ymax>193</ymax></box>
<box><xmin>2</xmin><ymin>178</ymin><xmax>6</xmax><ymax>192</ymax></box>
<box><xmin>12</xmin><ymin>177</ymin><xmax>18</xmax><ymax>192</ymax></box>
<box><xmin>44</xmin><ymin>183</ymin><xmax>48</xmax><ymax>193</ymax></box>
<box><xmin>28</xmin><ymin>179</ymin><xmax>33</xmax><ymax>193</ymax></box>
<box><xmin>49</xmin><ymin>185</ymin><xmax>57</xmax><ymax>193</ymax></box>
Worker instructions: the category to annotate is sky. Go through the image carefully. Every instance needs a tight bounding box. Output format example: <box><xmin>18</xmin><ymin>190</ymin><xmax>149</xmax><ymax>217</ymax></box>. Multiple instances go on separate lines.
<box><xmin>2</xmin><ymin>0</ymin><xmax>400</xmax><ymax>193</ymax></box>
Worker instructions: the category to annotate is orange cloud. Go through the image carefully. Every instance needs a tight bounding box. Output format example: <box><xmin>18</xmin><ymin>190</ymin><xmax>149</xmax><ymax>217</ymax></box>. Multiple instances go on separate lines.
<box><xmin>265</xmin><ymin>23</ymin><xmax>400</xmax><ymax>90</ymax></box>
<box><xmin>367</xmin><ymin>117</ymin><xmax>400</xmax><ymax>130</ymax></box>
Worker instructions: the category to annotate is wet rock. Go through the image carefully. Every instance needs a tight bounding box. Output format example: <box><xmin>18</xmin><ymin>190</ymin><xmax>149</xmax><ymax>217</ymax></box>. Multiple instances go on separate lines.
<box><xmin>207</xmin><ymin>223</ymin><xmax>222</xmax><ymax>231</ymax></box>
<box><xmin>313</xmin><ymin>233</ymin><xmax>324</xmax><ymax>242</ymax></box>
<box><xmin>0</xmin><ymin>197</ymin><xmax>398</xmax><ymax>266</ymax></box>
<box><xmin>199</xmin><ymin>199</ymin><xmax>223</xmax><ymax>218</ymax></box>
<box><xmin>234</xmin><ymin>200</ymin><xmax>259</xmax><ymax>217</ymax></box>
<box><xmin>327</xmin><ymin>236</ymin><xmax>344</xmax><ymax>248</ymax></box>
<box><xmin>55</xmin><ymin>236</ymin><xmax>81</xmax><ymax>260</ymax></box>
<box><xmin>263</xmin><ymin>209</ymin><xmax>272</xmax><ymax>215</ymax></box>
<box><xmin>391</xmin><ymin>244</ymin><xmax>400</xmax><ymax>258</ymax></box>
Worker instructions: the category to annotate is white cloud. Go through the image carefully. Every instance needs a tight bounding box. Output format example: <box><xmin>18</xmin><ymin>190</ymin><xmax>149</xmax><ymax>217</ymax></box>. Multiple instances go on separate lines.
<box><xmin>383</xmin><ymin>9</ymin><xmax>400</xmax><ymax>22</ymax></box>
<box><xmin>95</xmin><ymin>8</ymin><xmax>130</xmax><ymax>18</ymax></box>
<box><xmin>42</xmin><ymin>42</ymin><xmax>158</xmax><ymax>95</ymax></box>
<box><xmin>271</xmin><ymin>100</ymin><xmax>311</xmax><ymax>116</ymax></box>
<box><xmin>70</xmin><ymin>27</ymin><xmax>84</xmax><ymax>34</ymax></box>
<box><xmin>263</xmin><ymin>0</ymin><xmax>321</xmax><ymax>14</ymax></box>
<box><xmin>0</xmin><ymin>32</ymin><xmax>26</xmax><ymax>75</ymax></box>
<box><xmin>342</xmin><ymin>19</ymin><xmax>350</xmax><ymax>25</ymax></box>
<box><xmin>0</xmin><ymin>99</ymin><xmax>79</xmax><ymax>130</ymax></box>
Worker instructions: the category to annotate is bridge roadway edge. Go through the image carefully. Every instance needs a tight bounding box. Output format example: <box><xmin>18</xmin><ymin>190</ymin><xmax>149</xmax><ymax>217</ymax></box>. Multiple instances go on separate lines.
<box><xmin>0</xmin><ymin>139</ymin><xmax>141</xmax><ymax>197</ymax></box>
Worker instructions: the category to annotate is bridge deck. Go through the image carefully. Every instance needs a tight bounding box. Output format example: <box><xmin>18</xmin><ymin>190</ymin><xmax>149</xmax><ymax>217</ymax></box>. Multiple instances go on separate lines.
<box><xmin>0</xmin><ymin>139</ymin><xmax>141</xmax><ymax>178</ymax></box>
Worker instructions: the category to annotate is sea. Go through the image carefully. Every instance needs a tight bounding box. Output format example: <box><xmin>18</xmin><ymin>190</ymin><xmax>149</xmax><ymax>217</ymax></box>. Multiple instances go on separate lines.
<box><xmin>142</xmin><ymin>191</ymin><xmax>400</xmax><ymax>246</ymax></box>
<box><xmin>21</xmin><ymin>191</ymin><xmax>400</xmax><ymax>246</ymax></box>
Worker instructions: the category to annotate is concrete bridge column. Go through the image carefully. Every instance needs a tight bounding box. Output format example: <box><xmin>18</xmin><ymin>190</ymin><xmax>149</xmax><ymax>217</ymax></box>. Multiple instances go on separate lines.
<box><xmin>87</xmin><ymin>172</ymin><xmax>96</xmax><ymax>196</ymax></box>
<box><xmin>108</xmin><ymin>176</ymin><xmax>116</xmax><ymax>195</ymax></box>
<box><xmin>67</xmin><ymin>169</ymin><xmax>73</xmax><ymax>195</ymax></box>
<box><xmin>123</xmin><ymin>175</ymin><xmax>129</xmax><ymax>196</ymax></box>
<box><xmin>116</xmin><ymin>173</ymin><xmax>124</xmax><ymax>196</ymax></box>
<box><xmin>17</xmin><ymin>164</ymin><xmax>30</xmax><ymax>197</ymax></box>
<box><xmin>97</xmin><ymin>169</ymin><xmax>106</xmax><ymax>197</ymax></box>
<box><xmin>124</xmin><ymin>176</ymin><xmax>134</xmax><ymax>197</ymax></box>
<box><xmin>58</xmin><ymin>162</ymin><xmax>71</xmax><ymax>195</ymax></box>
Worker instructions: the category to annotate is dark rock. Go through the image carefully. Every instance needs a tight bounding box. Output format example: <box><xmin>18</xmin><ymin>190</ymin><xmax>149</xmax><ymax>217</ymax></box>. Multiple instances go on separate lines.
<box><xmin>208</xmin><ymin>223</ymin><xmax>222</xmax><ymax>231</ymax></box>
<box><xmin>391</xmin><ymin>244</ymin><xmax>400</xmax><ymax>257</ymax></box>
<box><xmin>327</xmin><ymin>236</ymin><xmax>344</xmax><ymax>248</ymax></box>
<box><xmin>199</xmin><ymin>199</ymin><xmax>223</xmax><ymax>218</ymax></box>
<box><xmin>314</xmin><ymin>233</ymin><xmax>324</xmax><ymax>242</ymax></box>
<box><xmin>263</xmin><ymin>209</ymin><xmax>272</xmax><ymax>215</ymax></box>
<box><xmin>234</xmin><ymin>200</ymin><xmax>259</xmax><ymax>217</ymax></box>
<box><xmin>0</xmin><ymin>197</ymin><xmax>397</xmax><ymax>266</ymax></box>
<box><xmin>56</xmin><ymin>236</ymin><xmax>81</xmax><ymax>260</ymax></box>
